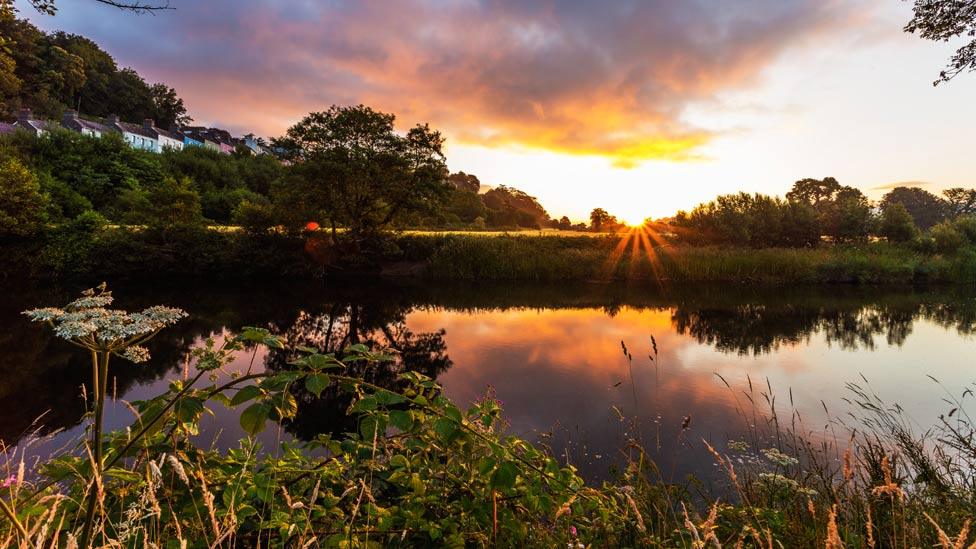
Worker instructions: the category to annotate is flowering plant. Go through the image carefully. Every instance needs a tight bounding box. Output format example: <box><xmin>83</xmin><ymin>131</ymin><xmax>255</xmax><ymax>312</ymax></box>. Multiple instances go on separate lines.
<box><xmin>23</xmin><ymin>283</ymin><xmax>185</xmax><ymax>546</ymax></box>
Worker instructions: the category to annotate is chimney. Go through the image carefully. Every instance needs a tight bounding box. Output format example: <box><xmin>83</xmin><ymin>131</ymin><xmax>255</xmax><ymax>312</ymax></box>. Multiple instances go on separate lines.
<box><xmin>104</xmin><ymin>114</ymin><xmax>120</xmax><ymax>126</ymax></box>
<box><xmin>143</xmin><ymin>118</ymin><xmax>155</xmax><ymax>130</ymax></box>
<box><xmin>62</xmin><ymin>109</ymin><xmax>79</xmax><ymax>125</ymax></box>
<box><xmin>17</xmin><ymin>108</ymin><xmax>32</xmax><ymax>123</ymax></box>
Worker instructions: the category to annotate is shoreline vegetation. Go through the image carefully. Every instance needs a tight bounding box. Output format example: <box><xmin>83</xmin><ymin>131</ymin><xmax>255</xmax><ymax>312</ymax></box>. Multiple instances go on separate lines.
<box><xmin>2</xmin><ymin>286</ymin><xmax>976</xmax><ymax>547</ymax></box>
<box><xmin>5</xmin><ymin>228</ymin><xmax>976</xmax><ymax>285</ymax></box>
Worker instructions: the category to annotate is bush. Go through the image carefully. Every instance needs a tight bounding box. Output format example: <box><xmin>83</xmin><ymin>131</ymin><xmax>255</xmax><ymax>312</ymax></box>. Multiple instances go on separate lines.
<box><xmin>951</xmin><ymin>216</ymin><xmax>976</xmax><ymax>244</ymax></box>
<box><xmin>232</xmin><ymin>199</ymin><xmax>276</xmax><ymax>234</ymax></box>
<box><xmin>0</xmin><ymin>157</ymin><xmax>47</xmax><ymax>237</ymax></box>
<box><xmin>41</xmin><ymin>211</ymin><xmax>107</xmax><ymax>275</ymax></box>
<box><xmin>878</xmin><ymin>203</ymin><xmax>918</xmax><ymax>243</ymax></box>
<box><xmin>930</xmin><ymin>222</ymin><xmax>967</xmax><ymax>254</ymax></box>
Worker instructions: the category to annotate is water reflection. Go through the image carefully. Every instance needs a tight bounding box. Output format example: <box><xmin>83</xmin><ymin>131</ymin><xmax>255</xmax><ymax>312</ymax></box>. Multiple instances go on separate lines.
<box><xmin>264</xmin><ymin>302</ymin><xmax>452</xmax><ymax>439</ymax></box>
<box><xmin>2</xmin><ymin>281</ymin><xmax>974</xmax><ymax>481</ymax></box>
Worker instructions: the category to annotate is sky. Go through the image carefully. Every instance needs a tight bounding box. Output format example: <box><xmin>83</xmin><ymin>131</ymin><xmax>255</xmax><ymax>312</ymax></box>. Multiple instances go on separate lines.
<box><xmin>19</xmin><ymin>0</ymin><xmax>976</xmax><ymax>224</ymax></box>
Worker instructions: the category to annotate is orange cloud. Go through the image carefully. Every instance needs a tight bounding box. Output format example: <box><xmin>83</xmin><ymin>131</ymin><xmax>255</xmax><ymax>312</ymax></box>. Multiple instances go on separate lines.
<box><xmin>45</xmin><ymin>0</ymin><xmax>867</xmax><ymax>166</ymax></box>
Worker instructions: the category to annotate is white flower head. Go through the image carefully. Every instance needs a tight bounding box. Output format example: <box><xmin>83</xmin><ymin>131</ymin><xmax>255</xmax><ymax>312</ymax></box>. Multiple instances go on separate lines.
<box><xmin>23</xmin><ymin>307</ymin><xmax>64</xmax><ymax>322</ymax></box>
<box><xmin>23</xmin><ymin>286</ymin><xmax>185</xmax><ymax>351</ymax></box>
<box><xmin>120</xmin><ymin>346</ymin><xmax>151</xmax><ymax>363</ymax></box>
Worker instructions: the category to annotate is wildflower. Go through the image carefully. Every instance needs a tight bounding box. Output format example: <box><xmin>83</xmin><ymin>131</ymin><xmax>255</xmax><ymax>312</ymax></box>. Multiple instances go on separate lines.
<box><xmin>727</xmin><ymin>439</ymin><xmax>749</xmax><ymax>452</ymax></box>
<box><xmin>569</xmin><ymin>525</ymin><xmax>577</xmax><ymax>537</ymax></box>
<box><xmin>1</xmin><ymin>474</ymin><xmax>15</xmax><ymax>487</ymax></box>
<box><xmin>121</xmin><ymin>346</ymin><xmax>151</xmax><ymax>363</ymax></box>
<box><xmin>24</xmin><ymin>285</ymin><xmax>185</xmax><ymax>357</ymax></box>
<box><xmin>761</xmin><ymin>447</ymin><xmax>799</xmax><ymax>467</ymax></box>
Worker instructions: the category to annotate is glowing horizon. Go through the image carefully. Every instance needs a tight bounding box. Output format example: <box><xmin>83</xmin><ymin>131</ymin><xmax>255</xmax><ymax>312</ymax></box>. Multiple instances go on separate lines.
<box><xmin>17</xmin><ymin>0</ymin><xmax>976</xmax><ymax>223</ymax></box>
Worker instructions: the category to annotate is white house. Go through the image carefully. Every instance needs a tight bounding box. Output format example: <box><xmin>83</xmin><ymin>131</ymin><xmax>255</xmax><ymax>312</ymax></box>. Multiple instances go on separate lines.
<box><xmin>153</xmin><ymin>125</ymin><xmax>184</xmax><ymax>152</ymax></box>
<box><xmin>105</xmin><ymin>115</ymin><xmax>158</xmax><ymax>151</ymax></box>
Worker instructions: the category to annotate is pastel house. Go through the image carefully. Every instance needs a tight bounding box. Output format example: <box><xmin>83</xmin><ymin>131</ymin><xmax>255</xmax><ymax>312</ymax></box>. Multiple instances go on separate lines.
<box><xmin>105</xmin><ymin>114</ymin><xmax>158</xmax><ymax>151</ymax></box>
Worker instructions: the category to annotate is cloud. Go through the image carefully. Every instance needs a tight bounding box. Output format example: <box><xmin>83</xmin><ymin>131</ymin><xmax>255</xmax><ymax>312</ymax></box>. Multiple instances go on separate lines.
<box><xmin>870</xmin><ymin>180</ymin><xmax>934</xmax><ymax>191</ymax></box>
<box><xmin>33</xmin><ymin>0</ymin><xmax>868</xmax><ymax>166</ymax></box>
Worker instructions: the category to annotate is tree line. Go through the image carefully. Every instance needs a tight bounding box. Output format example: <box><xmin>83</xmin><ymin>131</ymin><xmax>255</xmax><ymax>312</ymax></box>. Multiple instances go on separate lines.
<box><xmin>0</xmin><ymin>4</ymin><xmax>188</xmax><ymax>127</ymax></box>
<box><xmin>668</xmin><ymin>177</ymin><xmax>976</xmax><ymax>253</ymax></box>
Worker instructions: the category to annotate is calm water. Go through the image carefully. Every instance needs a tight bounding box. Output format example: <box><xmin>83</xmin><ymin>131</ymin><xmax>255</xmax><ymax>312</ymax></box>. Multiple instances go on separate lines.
<box><xmin>2</xmin><ymin>281</ymin><xmax>975</xmax><ymax>482</ymax></box>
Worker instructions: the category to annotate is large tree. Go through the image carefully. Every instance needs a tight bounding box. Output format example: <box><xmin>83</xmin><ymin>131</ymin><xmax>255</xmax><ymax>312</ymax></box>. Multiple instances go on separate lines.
<box><xmin>149</xmin><ymin>83</ymin><xmax>190</xmax><ymax>128</ymax></box>
<box><xmin>786</xmin><ymin>177</ymin><xmax>872</xmax><ymax>241</ymax></box>
<box><xmin>272</xmin><ymin>105</ymin><xmax>450</xmax><ymax>247</ymax></box>
<box><xmin>904</xmin><ymin>0</ymin><xmax>976</xmax><ymax>84</ymax></box>
<box><xmin>943</xmin><ymin>187</ymin><xmax>976</xmax><ymax>218</ymax></box>
<box><xmin>879</xmin><ymin>186</ymin><xmax>946</xmax><ymax>229</ymax></box>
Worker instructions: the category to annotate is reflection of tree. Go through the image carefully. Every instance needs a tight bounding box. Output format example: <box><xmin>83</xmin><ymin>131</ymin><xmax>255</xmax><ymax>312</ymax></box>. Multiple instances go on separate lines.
<box><xmin>263</xmin><ymin>302</ymin><xmax>452</xmax><ymax>440</ymax></box>
<box><xmin>671</xmin><ymin>298</ymin><xmax>974</xmax><ymax>356</ymax></box>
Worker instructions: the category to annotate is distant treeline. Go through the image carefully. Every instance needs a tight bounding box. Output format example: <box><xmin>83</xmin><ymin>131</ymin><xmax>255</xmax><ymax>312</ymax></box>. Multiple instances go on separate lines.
<box><xmin>669</xmin><ymin>177</ymin><xmax>976</xmax><ymax>254</ymax></box>
<box><xmin>0</xmin><ymin>8</ymin><xmax>189</xmax><ymax>127</ymax></box>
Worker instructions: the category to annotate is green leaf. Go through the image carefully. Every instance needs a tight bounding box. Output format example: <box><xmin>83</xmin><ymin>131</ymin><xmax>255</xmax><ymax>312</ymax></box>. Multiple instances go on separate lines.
<box><xmin>231</xmin><ymin>385</ymin><xmax>263</xmax><ymax>406</ymax></box>
<box><xmin>359</xmin><ymin>415</ymin><xmax>385</xmax><ymax>440</ymax></box>
<box><xmin>240</xmin><ymin>402</ymin><xmax>269</xmax><ymax>435</ymax></box>
<box><xmin>350</xmin><ymin>396</ymin><xmax>378</xmax><ymax>413</ymax></box>
<box><xmin>389</xmin><ymin>410</ymin><xmax>412</xmax><ymax>431</ymax></box>
<box><xmin>478</xmin><ymin>457</ymin><xmax>496</xmax><ymax>476</ymax></box>
<box><xmin>175</xmin><ymin>397</ymin><xmax>205</xmax><ymax>424</ymax></box>
<box><xmin>491</xmin><ymin>461</ymin><xmax>518</xmax><ymax>490</ymax></box>
<box><xmin>103</xmin><ymin>467</ymin><xmax>142</xmax><ymax>482</ymax></box>
<box><xmin>304</xmin><ymin>373</ymin><xmax>330</xmax><ymax>397</ymax></box>
<box><xmin>375</xmin><ymin>390</ymin><xmax>406</xmax><ymax>406</ymax></box>
<box><xmin>433</xmin><ymin>418</ymin><xmax>458</xmax><ymax>441</ymax></box>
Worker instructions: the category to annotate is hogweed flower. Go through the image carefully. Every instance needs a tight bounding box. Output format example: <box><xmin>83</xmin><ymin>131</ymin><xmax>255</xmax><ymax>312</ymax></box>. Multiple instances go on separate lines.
<box><xmin>23</xmin><ymin>284</ymin><xmax>186</xmax><ymax>363</ymax></box>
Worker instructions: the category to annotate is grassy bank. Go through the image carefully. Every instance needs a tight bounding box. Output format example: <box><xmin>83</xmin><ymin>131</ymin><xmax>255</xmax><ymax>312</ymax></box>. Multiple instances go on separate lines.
<box><xmin>3</xmin><ymin>287</ymin><xmax>976</xmax><ymax>547</ymax></box>
<box><xmin>406</xmin><ymin>233</ymin><xmax>976</xmax><ymax>284</ymax></box>
<box><xmin>5</xmin><ymin>226</ymin><xmax>976</xmax><ymax>284</ymax></box>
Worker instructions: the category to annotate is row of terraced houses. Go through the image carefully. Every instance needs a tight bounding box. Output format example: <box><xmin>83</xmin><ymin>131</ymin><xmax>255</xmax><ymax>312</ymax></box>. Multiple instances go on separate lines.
<box><xmin>0</xmin><ymin>108</ymin><xmax>273</xmax><ymax>156</ymax></box>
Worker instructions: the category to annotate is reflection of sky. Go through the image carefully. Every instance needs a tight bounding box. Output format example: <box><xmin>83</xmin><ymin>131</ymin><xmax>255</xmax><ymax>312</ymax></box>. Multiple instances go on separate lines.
<box><xmin>408</xmin><ymin>306</ymin><xmax>976</xmax><ymax>479</ymax></box>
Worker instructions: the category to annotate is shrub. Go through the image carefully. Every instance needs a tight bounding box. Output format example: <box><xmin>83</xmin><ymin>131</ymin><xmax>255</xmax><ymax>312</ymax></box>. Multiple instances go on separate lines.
<box><xmin>232</xmin><ymin>199</ymin><xmax>276</xmax><ymax>234</ymax></box>
<box><xmin>0</xmin><ymin>157</ymin><xmax>47</xmax><ymax>237</ymax></box>
<box><xmin>878</xmin><ymin>203</ymin><xmax>918</xmax><ymax>243</ymax></box>
<box><xmin>951</xmin><ymin>215</ymin><xmax>976</xmax><ymax>244</ymax></box>
<box><xmin>930</xmin><ymin>222</ymin><xmax>967</xmax><ymax>254</ymax></box>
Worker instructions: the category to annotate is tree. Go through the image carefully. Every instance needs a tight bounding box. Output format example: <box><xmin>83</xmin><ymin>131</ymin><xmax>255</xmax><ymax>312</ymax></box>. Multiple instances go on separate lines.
<box><xmin>786</xmin><ymin>177</ymin><xmax>872</xmax><ymax>241</ymax></box>
<box><xmin>785</xmin><ymin>177</ymin><xmax>842</xmax><ymax>208</ymax></box>
<box><xmin>0</xmin><ymin>157</ymin><xmax>47</xmax><ymax>236</ymax></box>
<box><xmin>149</xmin><ymin>83</ymin><xmax>190</xmax><ymax>128</ymax></box>
<box><xmin>447</xmin><ymin>171</ymin><xmax>480</xmax><ymax>193</ymax></box>
<box><xmin>556</xmin><ymin>216</ymin><xmax>572</xmax><ymax>230</ymax></box>
<box><xmin>904</xmin><ymin>0</ymin><xmax>976</xmax><ymax>84</ymax></box>
<box><xmin>272</xmin><ymin>105</ymin><xmax>450</xmax><ymax>247</ymax></box>
<box><xmin>825</xmin><ymin>186</ymin><xmax>872</xmax><ymax>241</ymax></box>
<box><xmin>481</xmin><ymin>185</ymin><xmax>549</xmax><ymax>229</ymax></box>
<box><xmin>878</xmin><ymin>202</ymin><xmax>918</xmax><ymax>243</ymax></box>
<box><xmin>589</xmin><ymin>208</ymin><xmax>611</xmax><ymax>232</ymax></box>
<box><xmin>142</xmin><ymin>176</ymin><xmax>203</xmax><ymax>227</ymax></box>
<box><xmin>943</xmin><ymin>187</ymin><xmax>976</xmax><ymax>218</ymax></box>
<box><xmin>879</xmin><ymin>186</ymin><xmax>946</xmax><ymax>229</ymax></box>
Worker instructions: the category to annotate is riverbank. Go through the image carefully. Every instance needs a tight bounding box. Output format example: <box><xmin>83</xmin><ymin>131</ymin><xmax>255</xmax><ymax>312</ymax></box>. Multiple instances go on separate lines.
<box><xmin>4</xmin><ymin>227</ymin><xmax>976</xmax><ymax>284</ymax></box>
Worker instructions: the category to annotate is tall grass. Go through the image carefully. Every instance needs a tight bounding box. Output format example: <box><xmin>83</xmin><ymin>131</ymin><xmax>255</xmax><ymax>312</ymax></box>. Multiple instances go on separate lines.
<box><xmin>414</xmin><ymin>234</ymin><xmax>976</xmax><ymax>284</ymax></box>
